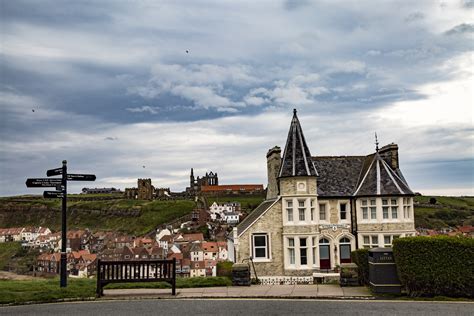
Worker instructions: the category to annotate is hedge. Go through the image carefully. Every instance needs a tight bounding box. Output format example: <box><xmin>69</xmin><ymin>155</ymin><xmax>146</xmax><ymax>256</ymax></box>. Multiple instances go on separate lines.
<box><xmin>216</xmin><ymin>261</ymin><xmax>233</xmax><ymax>278</ymax></box>
<box><xmin>392</xmin><ymin>236</ymin><xmax>474</xmax><ymax>298</ymax></box>
<box><xmin>351</xmin><ymin>248</ymin><xmax>369</xmax><ymax>285</ymax></box>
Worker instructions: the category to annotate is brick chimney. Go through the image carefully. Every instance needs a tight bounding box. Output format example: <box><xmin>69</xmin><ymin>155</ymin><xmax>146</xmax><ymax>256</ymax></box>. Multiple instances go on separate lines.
<box><xmin>266</xmin><ymin>146</ymin><xmax>281</xmax><ymax>200</ymax></box>
<box><xmin>379</xmin><ymin>143</ymin><xmax>399</xmax><ymax>170</ymax></box>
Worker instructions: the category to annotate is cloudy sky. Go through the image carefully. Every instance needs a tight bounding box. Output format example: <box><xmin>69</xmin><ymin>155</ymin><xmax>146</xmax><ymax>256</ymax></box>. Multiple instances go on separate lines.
<box><xmin>1</xmin><ymin>0</ymin><xmax>473</xmax><ymax>196</ymax></box>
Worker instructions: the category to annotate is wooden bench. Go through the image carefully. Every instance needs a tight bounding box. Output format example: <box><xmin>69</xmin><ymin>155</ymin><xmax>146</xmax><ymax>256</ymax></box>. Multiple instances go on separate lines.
<box><xmin>96</xmin><ymin>258</ymin><xmax>176</xmax><ymax>297</ymax></box>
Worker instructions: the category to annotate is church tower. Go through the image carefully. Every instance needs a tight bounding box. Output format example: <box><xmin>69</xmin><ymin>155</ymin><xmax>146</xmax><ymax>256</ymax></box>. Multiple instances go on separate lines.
<box><xmin>190</xmin><ymin>168</ymin><xmax>195</xmax><ymax>189</ymax></box>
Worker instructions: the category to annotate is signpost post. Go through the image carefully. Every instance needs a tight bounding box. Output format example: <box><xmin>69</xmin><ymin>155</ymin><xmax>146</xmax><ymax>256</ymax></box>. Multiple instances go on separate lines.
<box><xmin>26</xmin><ymin>160</ymin><xmax>96</xmax><ymax>288</ymax></box>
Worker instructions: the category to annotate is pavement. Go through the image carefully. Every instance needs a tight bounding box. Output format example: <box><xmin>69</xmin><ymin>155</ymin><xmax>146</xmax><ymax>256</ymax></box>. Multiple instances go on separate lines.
<box><xmin>103</xmin><ymin>284</ymin><xmax>372</xmax><ymax>299</ymax></box>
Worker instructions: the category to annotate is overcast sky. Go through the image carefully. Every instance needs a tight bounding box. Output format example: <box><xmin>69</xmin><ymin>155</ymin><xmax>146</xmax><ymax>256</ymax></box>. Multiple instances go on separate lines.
<box><xmin>1</xmin><ymin>0</ymin><xmax>473</xmax><ymax>196</ymax></box>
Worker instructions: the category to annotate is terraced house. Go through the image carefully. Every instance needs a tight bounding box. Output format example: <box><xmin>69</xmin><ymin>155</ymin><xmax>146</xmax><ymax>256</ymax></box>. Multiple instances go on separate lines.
<box><xmin>233</xmin><ymin>109</ymin><xmax>416</xmax><ymax>282</ymax></box>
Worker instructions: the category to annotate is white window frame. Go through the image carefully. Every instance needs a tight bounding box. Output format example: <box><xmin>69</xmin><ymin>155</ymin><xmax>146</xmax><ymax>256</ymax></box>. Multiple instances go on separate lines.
<box><xmin>361</xmin><ymin>199</ymin><xmax>368</xmax><ymax>220</ymax></box>
<box><xmin>339</xmin><ymin>203</ymin><xmax>348</xmax><ymax>221</ymax></box>
<box><xmin>381</xmin><ymin>198</ymin><xmax>399</xmax><ymax>221</ymax></box>
<box><xmin>299</xmin><ymin>237</ymin><xmax>308</xmax><ymax>266</ymax></box>
<box><xmin>312</xmin><ymin>237</ymin><xmax>317</xmax><ymax>267</ymax></box>
<box><xmin>403</xmin><ymin>197</ymin><xmax>412</xmax><ymax>219</ymax></box>
<box><xmin>286</xmin><ymin>200</ymin><xmax>294</xmax><ymax>222</ymax></box>
<box><xmin>370</xmin><ymin>199</ymin><xmax>377</xmax><ymax>220</ymax></box>
<box><xmin>310</xmin><ymin>199</ymin><xmax>315</xmax><ymax>222</ymax></box>
<box><xmin>298</xmin><ymin>200</ymin><xmax>306</xmax><ymax>222</ymax></box>
<box><xmin>285</xmin><ymin>235</ymin><xmax>313</xmax><ymax>269</ymax></box>
<box><xmin>252</xmin><ymin>233</ymin><xmax>270</xmax><ymax>261</ymax></box>
<box><xmin>383</xmin><ymin>234</ymin><xmax>400</xmax><ymax>247</ymax></box>
<box><xmin>288</xmin><ymin>237</ymin><xmax>295</xmax><ymax>265</ymax></box>
<box><xmin>319</xmin><ymin>203</ymin><xmax>328</xmax><ymax>221</ymax></box>
<box><xmin>362</xmin><ymin>234</ymin><xmax>379</xmax><ymax>248</ymax></box>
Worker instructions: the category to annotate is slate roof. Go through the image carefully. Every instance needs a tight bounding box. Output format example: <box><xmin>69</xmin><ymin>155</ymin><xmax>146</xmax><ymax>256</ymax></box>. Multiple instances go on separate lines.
<box><xmin>279</xmin><ymin>109</ymin><xmax>318</xmax><ymax>178</ymax></box>
<box><xmin>353</xmin><ymin>153</ymin><xmax>413</xmax><ymax>196</ymax></box>
<box><xmin>312</xmin><ymin>156</ymin><xmax>366</xmax><ymax>197</ymax></box>
<box><xmin>237</xmin><ymin>198</ymin><xmax>278</xmax><ymax>236</ymax></box>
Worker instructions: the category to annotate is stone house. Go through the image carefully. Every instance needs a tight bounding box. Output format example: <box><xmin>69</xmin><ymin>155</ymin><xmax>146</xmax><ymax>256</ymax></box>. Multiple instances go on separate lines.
<box><xmin>233</xmin><ymin>110</ymin><xmax>416</xmax><ymax>281</ymax></box>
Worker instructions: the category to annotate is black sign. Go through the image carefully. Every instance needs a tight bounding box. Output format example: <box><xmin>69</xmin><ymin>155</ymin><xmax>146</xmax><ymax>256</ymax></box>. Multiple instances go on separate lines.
<box><xmin>43</xmin><ymin>191</ymin><xmax>64</xmax><ymax>198</ymax></box>
<box><xmin>66</xmin><ymin>174</ymin><xmax>96</xmax><ymax>181</ymax></box>
<box><xmin>26</xmin><ymin>178</ymin><xmax>62</xmax><ymax>187</ymax></box>
<box><xmin>46</xmin><ymin>168</ymin><xmax>63</xmax><ymax>177</ymax></box>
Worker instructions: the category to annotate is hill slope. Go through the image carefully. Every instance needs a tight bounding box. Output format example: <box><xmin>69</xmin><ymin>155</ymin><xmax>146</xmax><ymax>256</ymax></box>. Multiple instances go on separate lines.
<box><xmin>0</xmin><ymin>195</ymin><xmax>471</xmax><ymax>234</ymax></box>
<box><xmin>0</xmin><ymin>196</ymin><xmax>196</xmax><ymax>235</ymax></box>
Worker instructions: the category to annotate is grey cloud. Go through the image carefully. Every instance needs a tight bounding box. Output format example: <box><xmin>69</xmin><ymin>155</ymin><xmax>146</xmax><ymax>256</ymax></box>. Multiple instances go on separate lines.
<box><xmin>404</xmin><ymin>12</ymin><xmax>425</xmax><ymax>22</ymax></box>
<box><xmin>462</xmin><ymin>0</ymin><xmax>474</xmax><ymax>8</ymax></box>
<box><xmin>284</xmin><ymin>0</ymin><xmax>310</xmax><ymax>11</ymax></box>
<box><xmin>1</xmin><ymin>1</ymin><xmax>473</xmax><ymax>196</ymax></box>
<box><xmin>445</xmin><ymin>23</ymin><xmax>474</xmax><ymax>35</ymax></box>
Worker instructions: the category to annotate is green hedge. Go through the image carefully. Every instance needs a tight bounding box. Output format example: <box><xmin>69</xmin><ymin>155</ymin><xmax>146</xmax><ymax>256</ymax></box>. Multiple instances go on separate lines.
<box><xmin>216</xmin><ymin>261</ymin><xmax>233</xmax><ymax>278</ymax></box>
<box><xmin>351</xmin><ymin>248</ymin><xmax>369</xmax><ymax>285</ymax></box>
<box><xmin>393</xmin><ymin>236</ymin><xmax>474</xmax><ymax>298</ymax></box>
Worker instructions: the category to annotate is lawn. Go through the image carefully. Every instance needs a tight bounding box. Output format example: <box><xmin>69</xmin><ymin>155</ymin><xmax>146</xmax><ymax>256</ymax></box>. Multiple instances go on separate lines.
<box><xmin>0</xmin><ymin>278</ymin><xmax>96</xmax><ymax>305</ymax></box>
<box><xmin>0</xmin><ymin>277</ymin><xmax>232</xmax><ymax>305</ymax></box>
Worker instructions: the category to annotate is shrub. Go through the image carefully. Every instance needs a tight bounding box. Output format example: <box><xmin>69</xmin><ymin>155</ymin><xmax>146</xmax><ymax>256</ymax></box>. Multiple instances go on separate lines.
<box><xmin>429</xmin><ymin>197</ymin><xmax>437</xmax><ymax>204</ymax></box>
<box><xmin>351</xmin><ymin>248</ymin><xmax>369</xmax><ymax>285</ymax></box>
<box><xmin>216</xmin><ymin>261</ymin><xmax>233</xmax><ymax>278</ymax></box>
<box><xmin>393</xmin><ymin>236</ymin><xmax>474</xmax><ymax>298</ymax></box>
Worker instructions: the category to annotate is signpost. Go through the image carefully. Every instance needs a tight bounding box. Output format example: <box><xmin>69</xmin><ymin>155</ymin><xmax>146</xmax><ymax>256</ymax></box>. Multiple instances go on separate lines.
<box><xmin>43</xmin><ymin>191</ymin><xmax>64</xmax><ymax>198</ymax></box>
<box><xmin>25</xmin><ymin>178</ymin><xmax>62</xmax><ymax>187</ymax></box>
<box><xmin>26</xmin><ymin>160</ymin><xmax>96</xmax><ymax>288</ymax></box>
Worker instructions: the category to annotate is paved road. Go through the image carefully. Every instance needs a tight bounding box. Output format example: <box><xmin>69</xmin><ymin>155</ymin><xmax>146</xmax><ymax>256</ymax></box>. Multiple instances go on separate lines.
<box><xmin>2</xmin><ymin>299</ymin><xmax>473</xmax><ymax>316</ymax></box>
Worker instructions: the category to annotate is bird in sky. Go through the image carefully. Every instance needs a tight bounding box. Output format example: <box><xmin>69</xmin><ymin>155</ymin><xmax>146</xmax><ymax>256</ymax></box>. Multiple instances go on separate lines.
<box><xmin>32</xmin><ymin>109</ymin><xmax>35</xmax><ymax>112</ymax></box>
<box><xmin>186</xmin><ymin>50</ymin><xmax>189</xmax><ymax>53</ymax></box>
<box><xmin>142</xmin><ymin>165</ymin><xmax>146</xmax><ymax>168</ymax></box>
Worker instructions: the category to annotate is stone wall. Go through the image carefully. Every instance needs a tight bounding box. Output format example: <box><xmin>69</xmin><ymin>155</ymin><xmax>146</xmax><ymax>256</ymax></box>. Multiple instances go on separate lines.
<box><xmin>357</xmin><ymin>222</ymin><xmax>415</xmax><ymax>232</ymax></box>
<box><xmin>237</xmin><ymin>199</ymin><xmax>284</xmax><ymax>276</ymax></box>
<box><xmin>280</xmin><ymin>177</ymin><xmax>317</xmax><ymax>196</ymax></box>
<box><xmin>266</xmin><ymin>146</ymin><xmax>281</xmax><ymax>200</ymax></box>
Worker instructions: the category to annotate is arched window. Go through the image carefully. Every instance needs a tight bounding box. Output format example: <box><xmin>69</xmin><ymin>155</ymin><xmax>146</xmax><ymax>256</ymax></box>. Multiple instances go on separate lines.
<box><xmin>340</xmin><ymin>237</ymin><xmax>351</xmax><ymax>244</ymax></box>
<box><xmin>319</xmin><ymin>238</ymin><xmax>330</xmax><ymax>244</ymax></box>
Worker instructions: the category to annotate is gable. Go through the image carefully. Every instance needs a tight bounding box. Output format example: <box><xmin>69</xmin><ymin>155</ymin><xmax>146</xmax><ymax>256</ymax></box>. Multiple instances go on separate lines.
<box><xmin>236</xmin><ymin>198</ymin><xmax>279</xmax><ymax>237</ymax></box>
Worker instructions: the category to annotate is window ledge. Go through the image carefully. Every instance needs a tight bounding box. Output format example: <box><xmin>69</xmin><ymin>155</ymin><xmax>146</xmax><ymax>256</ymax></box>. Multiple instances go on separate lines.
<box><xmin>252</xmin><ymin>258</ymin><xmax>272</xmax><ymax>263</ymax></box>
<box><xmin>285</xmin><ymin>265</ymin><xmax>310</xmax><ymax>270</ymax></box>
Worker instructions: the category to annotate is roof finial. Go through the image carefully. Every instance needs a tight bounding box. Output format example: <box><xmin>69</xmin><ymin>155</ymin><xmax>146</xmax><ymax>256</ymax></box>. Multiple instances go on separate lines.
<box><xmin>375</xmin><ymin>132</ymin><xmax>379</xmax><ymax>152</ymax></box>
<box><xmin>293</xmin><ymin>108</ymin><xmax>297</xmax><ymax>115</ymax></box>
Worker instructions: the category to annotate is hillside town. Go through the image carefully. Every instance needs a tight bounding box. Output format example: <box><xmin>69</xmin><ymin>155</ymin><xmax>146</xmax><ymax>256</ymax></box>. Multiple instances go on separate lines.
<box><xmin>0</xmin><ymin>200</ymin><xmax>248</xmax><ymax>278</ymax></box>
<box><xmin>1</xmin><ymin>219</ymin><xmax>472</xmax><ymax>280</ymax></box>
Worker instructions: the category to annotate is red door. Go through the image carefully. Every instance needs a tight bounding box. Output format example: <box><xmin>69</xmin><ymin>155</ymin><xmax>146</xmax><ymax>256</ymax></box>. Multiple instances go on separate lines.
<box><xmin>319</xmin><ymin>245</ymin><xmax>331</xmax><ymax>270</ymax></box>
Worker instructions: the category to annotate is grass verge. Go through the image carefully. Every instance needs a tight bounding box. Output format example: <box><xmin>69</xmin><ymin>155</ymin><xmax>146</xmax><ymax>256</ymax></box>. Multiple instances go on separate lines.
<box><xmin>0</xmin><ymin>276</ymin><xmax>232</xmax><ymax>305</ymax></box>
<box><xmin>0</xmin><ymin>278</ymin><xmax>96</xmax><ymax>305</ymax></box>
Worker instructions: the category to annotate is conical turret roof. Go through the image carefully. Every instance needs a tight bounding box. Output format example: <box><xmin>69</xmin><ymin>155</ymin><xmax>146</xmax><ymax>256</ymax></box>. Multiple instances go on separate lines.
<box><xmin>353</xmin><ymin>152</ymin><xmax>413</xmax><ymax>196</ymax></box>
<box><xmin>278</xmin><ymin>109</ymin><xmax>318</xmax><ymax>177</ymax></box>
